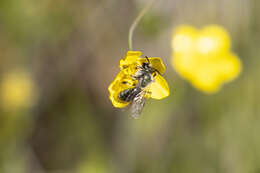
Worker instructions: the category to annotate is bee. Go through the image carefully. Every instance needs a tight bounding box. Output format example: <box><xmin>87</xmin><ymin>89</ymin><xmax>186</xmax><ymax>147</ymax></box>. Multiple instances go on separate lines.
<box><xmin>118</xmin><ymin>56</ymin><xmax>160</xmax><ymax>118</ymax></box>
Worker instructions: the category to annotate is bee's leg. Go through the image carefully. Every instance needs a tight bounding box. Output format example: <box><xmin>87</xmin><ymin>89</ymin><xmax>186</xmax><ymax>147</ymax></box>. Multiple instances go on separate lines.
<box><xmin>130</xmin><ymin>74</ymin><xmax>138</xmax><ymax>80</ymax></box>
<box><xmin>152</xmin><ymin>69</ymin><xmax>162</xmax><ymax>78</ymax></box>
<box><xmin>151</xmin><ymin>73</ymin><xmax>156</xmax><ymax>83</ymax></box>
<box><xmin>144</xmin><ymin>90</ymin><xmax>152</xmax><ymax>98</ymax></box>
<box><xmin>155</xmin><ymin>69</ymin><xmax>162</xmax><ymax>76</ymax></box>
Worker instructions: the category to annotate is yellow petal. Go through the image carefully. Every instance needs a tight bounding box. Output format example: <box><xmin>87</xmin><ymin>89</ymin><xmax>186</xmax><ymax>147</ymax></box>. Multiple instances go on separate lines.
<box><xmin>148</xmin><ymin>75</ymin><xmax>170</xmax><ymax>99</ymax></box>
<box><xmin>197</xmin><ymin>25</ymin><xmax>231</xmax><ymax>55</ymax></box>
<box><xmin>172</xmin><ymin>25</ymin><xmax>197</xmax><ymax>53</ymax></box>
<box><xmin>119</xmin><ymin>51</ymin><xmax>142</xmax><ymax>69</ymax></box>
<box><xmin>217</xmin><ymin>53</ymin><xmax>242</xmax><ymax>82</ymax></box>
<box><xmin>188</xmin><ymin>53</ymin><xmax>241</xmax><ymax>94</ymax></box>
<box><xmin>171</xmin><ymin>52</ymin><xmax>196</xmax><ymax>80</ymax></box>
<box><xmin>190</xmin><ymin>69</ymin><xmax>222</xmax><ymax>94</ymax></box>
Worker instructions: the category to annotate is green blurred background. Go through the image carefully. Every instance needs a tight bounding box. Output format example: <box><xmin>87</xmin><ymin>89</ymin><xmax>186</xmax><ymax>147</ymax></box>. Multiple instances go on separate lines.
<box><xmin>0</xmin><ymin>0</ymin><xmax>260</xmax><ymax>172</ymax></box>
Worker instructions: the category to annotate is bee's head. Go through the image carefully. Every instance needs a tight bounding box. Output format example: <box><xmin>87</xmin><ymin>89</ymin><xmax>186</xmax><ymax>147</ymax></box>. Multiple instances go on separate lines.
<box><xmin>142</xmin><ymin>62</ymin><xmax>151</xmax><ymax>68</ymax></box>
<box><xmin>141</xmin><ymin>56</ymin><xmax>152</xmax><ymax>70</ymax></box>
<box><xmin>142</xmin><ymin>56</ymin><xmax>162</xmax><ymax>76</ymax></box>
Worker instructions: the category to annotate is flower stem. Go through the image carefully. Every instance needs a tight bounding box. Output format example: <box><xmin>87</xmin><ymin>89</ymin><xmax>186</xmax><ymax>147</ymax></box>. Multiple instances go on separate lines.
<box><xmin>128</xmin><ymin>0</ymin><xmax>158</xmax><ymax>50</ymax></box>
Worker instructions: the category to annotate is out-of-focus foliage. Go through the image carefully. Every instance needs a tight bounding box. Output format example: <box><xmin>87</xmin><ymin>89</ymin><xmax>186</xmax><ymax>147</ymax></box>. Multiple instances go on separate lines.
<box><xmin>0</xmin><ymin>0</ymin><xmax>260</xmax><ymax>173</ymax></box>
<box><xmin>0</xmin><ymin>70</ymin><xmax>37</xmax><ymax>111</ymax></box>
<box><xmin>171</xmin><ymin>25</ymin><xmax>242</xmax><ymax>93</ymax></box>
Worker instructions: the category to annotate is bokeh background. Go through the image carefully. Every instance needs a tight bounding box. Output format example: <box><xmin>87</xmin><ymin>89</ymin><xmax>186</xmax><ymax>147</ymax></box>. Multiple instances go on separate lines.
<box><xmin>0</xmin><ymin>0</ymin><xmax>259</xmax><ymax>172</ymax></box>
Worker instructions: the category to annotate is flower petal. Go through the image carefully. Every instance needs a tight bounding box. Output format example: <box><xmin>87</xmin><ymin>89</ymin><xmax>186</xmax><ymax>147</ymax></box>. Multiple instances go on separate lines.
<box><xmin>217</xmin><ymin>53</ymin><xmax>242</xmax><ymax>82</ymax></box>
<box><xmin>119</xmin><ymin>51</ymin><xmax>142</xmax><ymax>69</ymax></box>
<box><xmin>197</xmin><ymin>25</ymin><xmax>231</xmax><ymax>54</ymax></box>
<box><xmin>172</xmin><ymin>25</ymin><xmax>197</xmax><ymax>53</ymax></box>
<box><xmin>148</xmin><ymin>75</ymin><xmax>170</xmax><ymax>99</ymax></box>
<box><xmin>171</xmin><ymin>52</ymin><xmax>197</xmax><ymax>80</ymax></box>
<box><xmin>190</xmin><ymin>68</ymin><xmax>222</xmax><ymax>93</ymax></box>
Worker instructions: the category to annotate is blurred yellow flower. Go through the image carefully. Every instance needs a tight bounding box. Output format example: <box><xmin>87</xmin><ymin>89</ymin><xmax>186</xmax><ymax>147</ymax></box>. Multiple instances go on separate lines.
<box><xmin>171</xmin><ymin>25</ymin><xmax>242</xmax><ymax>93</ymax></box>
<box><xmin>108</xmin><ymin>51</ymin><xmax>170</xmax><ymax>108</ymax></box>
<box><xmin>0</xmin><ymin>71</ymin><xmax>37</xmax><ymax>111</ymax></box>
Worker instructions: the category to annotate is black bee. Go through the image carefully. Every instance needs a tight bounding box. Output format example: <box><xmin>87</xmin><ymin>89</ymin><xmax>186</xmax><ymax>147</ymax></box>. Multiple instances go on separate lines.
<box><xmin>118</xmin><ymin>56</ymin><xmax>159</xmax><ymax>118</ymax></box>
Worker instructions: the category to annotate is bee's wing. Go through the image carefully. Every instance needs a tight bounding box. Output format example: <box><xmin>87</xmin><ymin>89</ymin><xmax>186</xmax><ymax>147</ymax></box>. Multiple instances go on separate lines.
<box><xmin>131</xmin><ymin>92</ymin><xmax>146</xmax><ymax>118</ymax></box>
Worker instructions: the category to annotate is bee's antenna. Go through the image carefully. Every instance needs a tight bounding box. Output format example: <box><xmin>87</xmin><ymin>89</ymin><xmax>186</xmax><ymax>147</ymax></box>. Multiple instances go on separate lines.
<box><xmin>145</xmin><ymin>56</ymin><xmax>150</xmax><ymax>64</ymax></box>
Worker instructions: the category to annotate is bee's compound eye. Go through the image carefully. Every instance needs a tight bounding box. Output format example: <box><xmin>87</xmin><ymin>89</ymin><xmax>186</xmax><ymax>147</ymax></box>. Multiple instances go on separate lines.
<box><xmin>142</xmin><ymin>62</ymin><xmax>148</xmax><ymax>68</ymax></box>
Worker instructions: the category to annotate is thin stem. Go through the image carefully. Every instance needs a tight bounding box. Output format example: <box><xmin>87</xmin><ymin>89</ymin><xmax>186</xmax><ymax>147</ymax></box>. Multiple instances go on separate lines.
<box><xmin>128</xmin><ymin>0</ymin><xmax>158</xmax><ymax>50</ymax></box>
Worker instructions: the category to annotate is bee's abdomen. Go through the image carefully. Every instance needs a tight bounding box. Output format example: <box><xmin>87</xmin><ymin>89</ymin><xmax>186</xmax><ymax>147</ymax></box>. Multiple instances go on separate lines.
<box><xmin>118</xmin><ymin>87</ymin><xmax>142</xmax><ymax>102</ymax></box>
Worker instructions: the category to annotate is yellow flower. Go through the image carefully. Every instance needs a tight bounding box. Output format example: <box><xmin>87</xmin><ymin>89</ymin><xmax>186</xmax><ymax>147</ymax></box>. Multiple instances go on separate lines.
<box><xmin>108</xmin><ymin>51</ymin><xmax>170</xmax><ymax>108</ymax></box>
<box><xmin>0</xmin><ymin>70</ymin><xmax>37</xmax><ymax>111</ymax></box>
<box><xmin>171</xmin><ymin>25</ymin><xmax>242</xmax><ymax>93</ymax></box>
